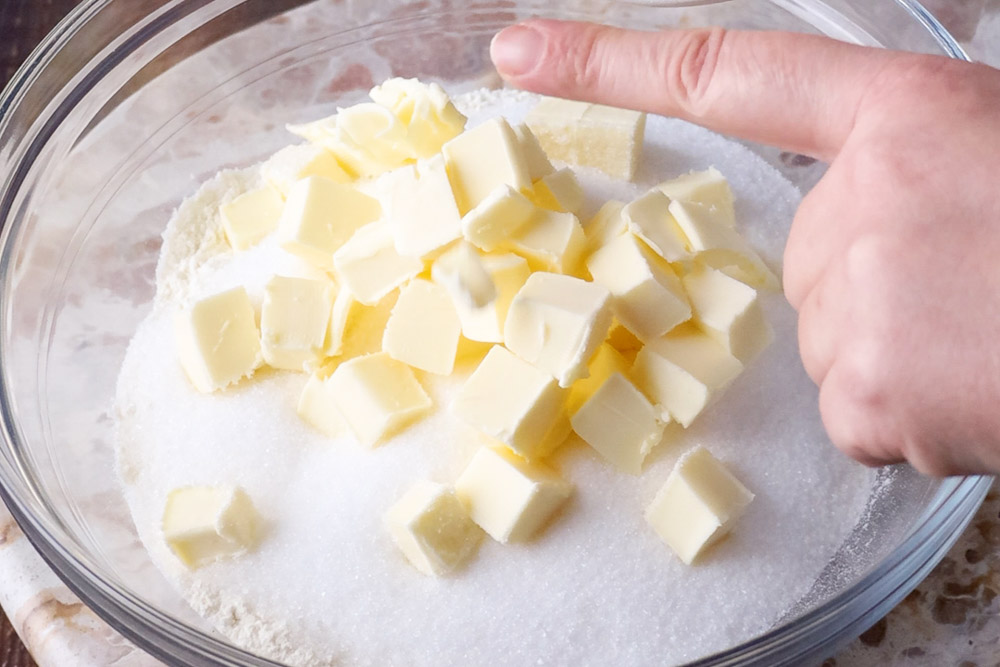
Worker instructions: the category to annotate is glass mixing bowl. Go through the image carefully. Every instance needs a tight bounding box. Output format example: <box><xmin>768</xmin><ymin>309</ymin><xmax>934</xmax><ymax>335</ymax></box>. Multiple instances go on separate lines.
<box><xmin>0</xmin><ymin>0</ymin><xmax>990</xmax><ymax>665</ymax></box>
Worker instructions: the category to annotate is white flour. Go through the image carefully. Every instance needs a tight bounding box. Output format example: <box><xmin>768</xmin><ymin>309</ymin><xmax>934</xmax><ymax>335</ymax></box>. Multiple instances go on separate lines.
<box><xmin>115</xmin><ymin>89</ymin><xmax>873</xmax><ymax>666</ymax></box>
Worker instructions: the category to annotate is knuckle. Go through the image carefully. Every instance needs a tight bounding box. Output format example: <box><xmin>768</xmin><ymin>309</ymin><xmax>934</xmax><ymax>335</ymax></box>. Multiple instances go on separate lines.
<box><xmin>657</xmin><ymin>27</ymin><xmax>729</xmax><ymax>116</ymax></box>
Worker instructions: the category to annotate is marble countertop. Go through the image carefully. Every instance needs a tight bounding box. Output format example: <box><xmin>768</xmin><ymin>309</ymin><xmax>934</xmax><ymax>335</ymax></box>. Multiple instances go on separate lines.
<box><xmin>2</xmin><ymin>1</ymin><xmax>999</xmax><ymax>665</ymax></box>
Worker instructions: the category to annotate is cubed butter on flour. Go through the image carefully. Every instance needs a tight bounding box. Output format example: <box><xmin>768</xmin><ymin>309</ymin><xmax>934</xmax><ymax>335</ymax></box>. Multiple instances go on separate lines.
<box><xmin>261</xmin><ymin>143</ymin><xmax>352</xmax><ymax>197</ymax></box>
<box><xmin>528</xmin><ymin>168</ymin><xmax>584</xmax><ymax>215</ymax></box>
<box><xmin>443</xmin><ymin>117</ymin><xmax>530</xmax><ymax>214</ymax></box>
<box><xmin>278</xmin><ymin>176</ymin><xmax>381</xmax><ymax>269</ymax></box>
<box><xmin>455</xmin><ymin>447</ymin><xmax>572</xmax><ymax>543</ymax></box>
<box><xmin>631</xmin><ymin>323</ymin><xmax>743</xmax><ymax>427</ymax></box>
<box><xmin>297</xmin><ymin>370</ymin><xmax>346</xmax><ymax>438</ymax></box>
<box><xmin>431</xmin><ymin>242</ymin><xmax>497</xmax><ymax>309</ymax></box>
<box><xmin>461</xmin><ymin>185</ymin><xmax>537</xmax><ymax>252</ymax></box>
<box><xmin>327</xmin><ymin>352</ymin><xmax>432</xmax><ymax>446</ymax></box>
<box><xmin>513</xmin><ymin>123</ymin><xmax>555</xmax><ymax>181</ymax></box>
<box><xmin>586</xmin><ymin>232</ymin><xmax>691</xmax><ymax>341</ymax></box>
<box><xmin>369</xmin><ymin>77</ymin><xmax>467</xmax><ymax>158</ymax></box>
<box><xmin>645</xmin><ymin>446</ymin><xmax>754</xmax><ymax>564</ymax></box>
<box><xmin>385</xmin><ymin>480</ymin><xmax>483</xmax><ymax>576</ymax></box>
<box><xmin>260</xmin><ymin>275</ymin><xmax>335</xmax><ymax>371</ymax></box>
<box><xmin>503</xmin><ymin>209</ymin><xmax>586</xmax><ymax>275</ymax></box>
<box><xmin>174</xmin><ymin>287</ymin><xmax>262</xmax><ymax>393</ymax></box>
<box><xmin>383</xmin><ymin>154</ymin><xmax>462</xmax><ymax>257</ymax></box>
<box><xmin>583</xmin><ymin>200</ymin><xmax>627</xmax><ymax>256</ymax></box>
<box><xmin>570</xmin><ymin>373</ymin><xmax>664</xmax><ymax>475</ymax></box>
<box><xmin>682</xmin><ymin>264</ymin><xmax>774</xmax><ymax>364</ymax></box>
<box><xmin>504</xmin><ymin>272</ymin><xmax>613</xmax><ymax>387</ymax></box>
<box><xmin>162</xmin><ymin>485</ymin><xmax>259</xmax><ymax>569</ymax></box>
<box><xmin>219</xmin><ymin>186</ymin><xmax>285</xmax><ymax>251</ymax></box>
<box><xmin>383</xmin><ymin>279</ymin><xmax>462</xmax><ymax>375</ymax></box>
<box><xmin>452</xmin><ymin>253</ymin><xmax>530</xmax><ymax>343</ymax></box>
<box><xmin>452</xmin><ymin>346</ymin><xmax>568</xmax><ymax>460</ymax></box>
<box><xmin>622</xmin><ymin>190</ymin><xmax>690</xmax><ymax>262</ymax></box>
<box><xmin>333</xmin><ymin>222</ymin><xmax>423</xmax><ymax>305</ymax></box>
<box><xmin>655</xmin><ymin>168</ymin><xmax>735</xmax><ymax>227</ymax></box>
<box><xmin>566</xmin><ymin>343</ymin><xmax>631</xmax><ymax>415</ymax></box>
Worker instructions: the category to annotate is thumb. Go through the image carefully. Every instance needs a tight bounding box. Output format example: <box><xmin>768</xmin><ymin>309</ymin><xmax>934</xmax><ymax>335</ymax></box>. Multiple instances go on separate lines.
<box><xmin>490</xmin><ymin>19</ymin><xmax>900</xmax><ymax>161</ymax></box>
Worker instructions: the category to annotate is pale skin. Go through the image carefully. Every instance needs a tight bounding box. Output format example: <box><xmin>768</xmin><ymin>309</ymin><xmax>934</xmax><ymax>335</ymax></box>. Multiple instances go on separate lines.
<box><xmin>490</xmin><ymin>20</ymin><xmax>1000</xmax><ymax>476</ymax></box>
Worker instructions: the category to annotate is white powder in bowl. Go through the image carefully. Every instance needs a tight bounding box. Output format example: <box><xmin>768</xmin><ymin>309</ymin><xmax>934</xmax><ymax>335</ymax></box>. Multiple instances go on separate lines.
<box><xmin>114</xmin><ymin>89</ymin><xmax>873</xmax><ymax>666</ymax></box>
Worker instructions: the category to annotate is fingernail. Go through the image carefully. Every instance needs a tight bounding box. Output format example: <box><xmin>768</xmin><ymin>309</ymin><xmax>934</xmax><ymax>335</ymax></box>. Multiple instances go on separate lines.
<box><xmin>491</xmin><ymin>24</ymin><xmax>544</xmax><ymax>77</ymax></box>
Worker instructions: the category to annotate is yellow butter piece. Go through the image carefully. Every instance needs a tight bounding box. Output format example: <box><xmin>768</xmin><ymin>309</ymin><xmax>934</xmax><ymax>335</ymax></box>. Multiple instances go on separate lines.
<box><xmin>333</xmin><ymin>222</ymin><xmax>423</xmax><ymax>305</ymax></box>
<box><xmin>297</xmin><ymin>370</ymin><xmax>347</xmax><ymax>438</ymax></box>
<box><xmin>261</xmin><ymin>143</ymin><xmax>352</xmax><ymax>197</ymax></box>
<box><xmin>452</xmin><ymin>346</ymin><xmax>569</xmax><ymax>460</ymax></box>
<box><xmin>442</xmin><ymin>117</ymin><xmax>531</xmax><ymax>214</ymax></box>
<box><xmin>646</xmin><ymin>446</ymin><xmax>754</xmax><ymax>564</ymax></box>
<box><xmin>287</xmin><ymin>113</ymin><xmax>386</xmax><ymax>180</ymax></box>
<box><xmin>326</xmin><ymin>352</ymin><xmax>432</xmax><ymax>447</ymax></box>
<box><xmin>682</xmin><ymin>264</ymin><xmax>774</xmax><ymax>364</ymax></box>
<box><xmin>460</xmin><ymin>184</ymin><xmax>537</xmax><ymax>252</ymax></box>
<box><xmin>526</xmin><ymin>97</ymin><xmax>646</xmax><ymax>180</ymax></box>
<box><xmin>325</xmin><ymin>286</ymin><xmax>355</xmax><ymax>358</ymax></box>
<box><xmin>278</xmin><ymin>176</ymin><xmax>381</xmax><ymax>269</ymax></box>
<box><xmin>383</xmin><ymin>279</ymin><xmax>462</xmax><ymax>375</ymax></box>
<box><xmin>631</xmin><ymin>323</ymin><xmax>743</xmax><ymax>427</ymax></box>
<box><xmin>504</xmin><ymin>272</ymin><xmax>613</xmax><ymax>388</ymax></box>
<box><xmin>431</xmin><ymin>242</ymin><xmax>497</xmax><ymax>310</ymax></box>
<box><xmin>570</xmin><ymin>373</ymin><xmax>665</xmax><ymax>475</ymax></box>
<box><xmin>452</xmin><ymin>253</ymin><xmax>530</xmax><ymax>343</ymax></box>
<box><xmin>336</xmin><ymin>291</ymin><xmax>400</xmax><ymax>361</ymax></box>
<box><xmin>162</xmin><ymin>485</ymin><xmax>259</xmax><ymax>569</ymax></box>
<box><xmin>370</xmin><ymin>77</ymin><xmax>467</xmax><ymax>158</ymax></box>
<box><xmin>174</xmin><ymin>287</ymin><xmax>262</xmax><ymax>393</ymax></box>
<box><xmin>528</xmin><ymin>168</ymin><xmax>584</xmax><ymax>215</ymax></box>
<box><xmin>655</xmin><ymin>168</ymin><xmax>735</xmax><ymax>227</ymax></box>
<box><xmin>566</xmin><ymin>342</ymin><xmax>630</xmax><ymax>416</ymax></box>
<box><xmin>383</xmin><ymin>154</ymin><xmax>463</xmax><ymax>258</ymax></box>
<box><xmin>260</xmin><ymin>275</ymin><xmax>335</xmax><ymax>371</ymax></box>
<box><xmin>336</xmin><ymin>103</ymin><xmax>414</xmax><ymax>168</ymax></box>
<box><xmin>586</xmin><ymin>232</ymin><xmax>691</xmax><ymax>342</ymax></box>
<box><xmin>622</xmin><ymin>190</ymin><xmax>690</xmax><ymax>262</ymax></box>
<box><xmin>219</xmin><ymin>186</ymin><xmax>284</xmax><ymax>251</ymax></box>
<box><xmin>455</xmin><ymin>447</ymin><xmax>572</xmax><ymax>543</ymax></box>
<box><xmin>385</xmin><ymin>480</ymin><xmax>483</xmax><ymax>576</ymax></box>
<box><xmin>668</xmin><ymin>199</ymin><xmax>778</xmax><ymax>290</ymax></box>
<box><xmin>504</xmin><ymin>208</ymin><xmax>586</xmax><ymax>275</ymax></box>
<box><xmin>607</xmin><ymin>319</ymin><xmax>643</xmax><ymax>355</ymax></box>
<box><xmin>513</xmin><ymin>123</ymin><xmax>555</xmax><ymax>181</ymax></box>
<box><xmin>582</xmin><ymin>199</ymin><xmax>628</xmax><ymax>257</ymax></box>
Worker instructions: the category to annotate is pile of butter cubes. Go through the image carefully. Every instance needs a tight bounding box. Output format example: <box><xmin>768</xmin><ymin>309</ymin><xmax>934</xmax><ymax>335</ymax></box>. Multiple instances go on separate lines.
<box><xmin>165</xmin><ymin>79</ymin><xmax>771</xmax><ymax>574</ymax></box>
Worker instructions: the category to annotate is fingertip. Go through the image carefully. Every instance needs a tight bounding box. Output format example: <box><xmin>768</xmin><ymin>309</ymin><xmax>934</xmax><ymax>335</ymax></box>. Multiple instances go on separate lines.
<box><xmin>491</xmin><ymin>23</ymin><xmax>546</xmax><ymax>78</ymax></box>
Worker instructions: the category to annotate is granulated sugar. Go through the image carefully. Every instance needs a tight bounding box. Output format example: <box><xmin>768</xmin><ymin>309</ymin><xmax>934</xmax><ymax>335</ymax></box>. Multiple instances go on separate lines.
<box><xmin>115</xmin><ymin>89</ymin><xmax>873</xmax><ymax>666</ymax></box>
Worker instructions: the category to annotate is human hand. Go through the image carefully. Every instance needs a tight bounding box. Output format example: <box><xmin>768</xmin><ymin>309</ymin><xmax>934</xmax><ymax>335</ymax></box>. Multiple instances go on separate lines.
<box><xmin>490</xmin><ymin>20</ymin><xmax>1000</xmax><ymax>476</ymax></box>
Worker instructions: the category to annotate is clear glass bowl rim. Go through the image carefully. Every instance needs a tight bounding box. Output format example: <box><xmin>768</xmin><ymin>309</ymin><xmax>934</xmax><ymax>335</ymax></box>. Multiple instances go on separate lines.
<box><xmin>0</xmin><ymin>0</ymin><xmax>990</xmax><ymax>665</ymax></box>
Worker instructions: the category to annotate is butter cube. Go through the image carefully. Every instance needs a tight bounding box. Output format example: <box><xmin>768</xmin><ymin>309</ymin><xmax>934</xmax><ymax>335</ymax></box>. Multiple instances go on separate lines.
<box><xmin>370</xmin><ymin>78</ymin><xmax>467</xmax><ymax>158</ymax></box>
<box><xmin>174</xmin><ymin>287</ymin><xmax>262</xmax><ymax>393</ymax></box>
<box><xmin>260</xmin><ymin>276</ymin><xmax>335</xmax><ymax>371</ymax></box>
<box><xmin>645</xmin><ymin>446</ymin><xmax>754</xmax><ymax>564</ymax></box>
<box><xmin>297</xmin><ymin>370</ymin><xmax>346</xmax><ymax>438</ymax></box>
<box><xmin>682</xmin><ymin>264</ymin><xmax>774</xmax><ymax>364</ymax></box>
<box><xmin>571</xmin><ymin>373</ymin><xmax>664</xmax><ymax>474</ymax></box>
<box><xmin>528</xmin><ymin>168</ymin><xmax>584</xmax><ymax>215</ymax></box>
<box><xmin>385</xmin><ymin>481</ymin><xmax>483</xmax><ymax>576</ymax></box>
<box><xmin>460</xmin><ymin>184</ymin><xmax>537</xmax><ymax>252</ymax></box>
<box><xmin>287</xmin><ymin>109</ymin><xmax>402</xmax><ymax>179</ymax></box>
<box><xmin>338</xmin><ymin>291</ymin><xmax>400</xmax><ymax>360</ymax></box>
<box><xmin>383</xmin><ymin>279</ymin><xmax>462</xmax><ymax>375</ymax></box>
<box><xmin>431</xmin><ymin>242</ymin><xmax>497</xmax><ymax>309</ymax></box>
<box><xmin>586</xmin><ymin>232</ymin><xmax>691</xmax><ymax>341</ymax></box>
<box><xmin>325</xmin><ymin>287</ymin><xmax>355</xmax><ymax>357</ymax></box>
<box><xmin>566</xmin><ymin>342</ymin><xmax>630</xmax><ymax>415</ymax></box>
<box><xmin>327</xmin><ymin>352</ymin><xmax>432</xmax><ymax>446</ymax></box>
<box><xmin>261</xmin><ymin>143</ymin><xmax>352</xmax><ymax>196</ymax></box>
<box><xmin>455</xmin><ymin>447</ymin><xmax>572</xmax><ymax>543</ymax></box>
<box><xmin>162</xmin><ymin>485</ymin><xmax>259</xmax><ymax>569</ymax></box>
<box><xmin>504</xmin><ymin>272</ymin><xmax>613</xmax><ymax>387</ymax></box>
<box><xmin>607</xmin><ymin>320</ymin><xmax>643</xmax><ymax>355</ymax></box>
<box><xmin>632</xmin><ymin>323</ymin><xmax>743</xmax><ymax>427</ymax></box>
<box><xmin>513</xmin><ymin>123</ymin><xmax>555</xmax><ymax>180</ymax></box>
<box><xmin>452</xmin><ymin>346</ymin><xmax>568</xmax><ymax>460</ymax></box>
<box><xmin>443</xmin><ymin>117</ymin><xmax>530</xmax><ymax>214</ymax></box>
<box><xmin>504</xmin><ymin>208</ymin><xmax>585</xmax><ymax>274</ymax></box>
<box><xmin>583</xmin><ymin>199</ymin><xmax>628</xmax><ymax>256</ymax></box>
<box><xmin>526</xmin><ymin>97</ymin><xmax>646</xmax><ymax>180</ymax></box>
<box><xmin>279</xmin><ymin>176</ymin><xmax>381</xmax><ymax>269</ymax></box>
<box><xmin>220</xmin><ymin>186</ymin><xmax>284</xmax><ymax>251</ymax></box>
<box><xmin>668</xmin><ymin>199</ymin><xmax>778</xmax><ymax>290</ymax></box>
<box><xmin>655</xmin><ymin>168</ymin><xmax>735</xmax><ymax>227</ymax></box>
<box><xmin>383</xmin><ymin>155</ymin><xmax>462</xmax><ymax>257</ymax></box>
<box><xmin>453</xmin><ymin>253</ymin><xmax>531</xmax><ymax>343</ymax></box>
<box><xmin>623</xmin><ymin>190</ymin><xmax>690</xmax><ymax>262</ymax></box>
<box><xmin>333</xmin><ymin>222</ymin><xmax>423</xmax><ymax>305</ymax></box>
